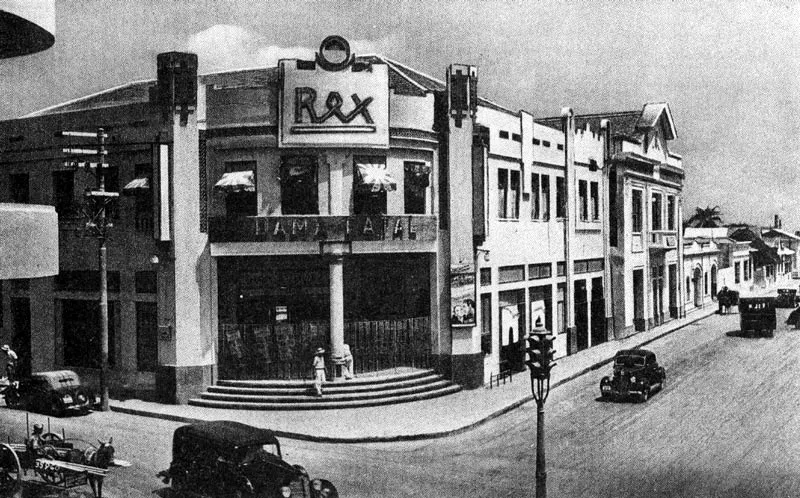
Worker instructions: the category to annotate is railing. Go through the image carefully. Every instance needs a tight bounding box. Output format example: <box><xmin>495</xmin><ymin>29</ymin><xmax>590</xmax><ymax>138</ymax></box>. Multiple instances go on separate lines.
<box><xmin>219</xmin><ymin>317</ymin><xmax>432</xmax><ymax>380</ymax></box>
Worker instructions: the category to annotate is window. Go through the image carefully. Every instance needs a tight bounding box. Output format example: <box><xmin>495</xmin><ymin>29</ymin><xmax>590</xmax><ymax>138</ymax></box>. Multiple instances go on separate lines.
<box><xmin>556</xmin><ymin>177</ymin><xmax>566</xmax><ymax>218</ymax></box>
<box><xmin>133</xmin><ymin>164</ymin><xmax>154</xmax><ymax>233</ymax></box>
<box><xmin>590</xmin><ymin>181</ymin><xmax>599</xmax><ymax>221</ymax></box>
<box><xmin>480</xmin><ymin>294</ymin><xmax>492</xmax><ymax>355</ymax></box>
<box><xmin>135</xmin><ymin>271</ymin><xmax>157</xmax><ymax>294</ymax></box>
<box><xmin>685</xmin><ymin>277</ymin><xmax>691</xmax><ymax>301</ymax></box>
<box><xmin>651</xmin><ymin>192</ymin><xmax>663</xmax><ymax>231</ymax></box>
<box><xmin>556</xmin><ymin>261</ymin><xmax>565</xmax><ymax>276</ymax></box>
<box><xmin>136</xmin><ymin>302</ymin><xmax>158</xmax><ymax>372</ymax></box>
<box><xmin>511</xmin><ymin>133</ymin><xmax>521</xmax><ymax>142</ymax></box>
<box><xmin>354</xmin><ymin>156</ymin><xmax>390</xmax><ymax>215</ymax></box>
<box><xmin>574</xmin><ymin>260</ymin><xmax>588</xmax><ymax>273</ymax></box>
<box><xmin>735</xmin><ymin>262</ymin><xmax>741</xmax><ymax>283</ymax></box>
<box><xmin>404</xmin><ymin>162</ymin><xmax>430</xmax><ymax>214</ymax></box>
<box><xmin>9</xmin><ymin>173</ymin><xmax>29</xmax><ymax>203</ymax></box>
<box><xmin>704</xmin><ymin>272</ymin><xmax>709</xmax><ymax>294</ymax></box>
<box><xmin>104</xmin><ymin>165</ymin><xmax>120</xmax><ymax>219</ymax></box>
<box><xmin>556</xmin><ymin>284</ymin><xmax>565</xmax><ymax>334</ymax></box>
<box><xmin>541</xmin><ymin>174</ymin><xmax>550</xmax><ymax>221</ymax></box>
<box><xmin>557</xmin><ymin>144</ymin><xmax>564</xmax><ymax>151</ymax></box>
<box><xmin>498</xmin><ymin>265</ymin><xmax>525</xmax><ymax>284</ymax></box>
<box><xmin>531</xmin><ymin>174</ymin><xmax>540</xmax><ymax>220</ymax></box>
<box><xmin>542</xmin><ymin>140</ymin><xmax>551</xmax><ymax>148</ymax></box>
<box><xmin>497</xmin><ymin>169</ymin><xmax>520</xmax><ymax>219</ymax></box>
<box><xmin>631</xmin><ymin>189</ymin><xmax>643</xmax><ymax>233</ymax></box>
<box><xmin>667</xmin><ymin>195</ymin><xmax>676</xmax><ymax>230</ymax></box>
<box><xmin>279</xmin><ymin>156</ymin><xmax>316</xmax><ymax>215</ymax></box>
<box><xmin>52</xmin><ymin>170</ymin><xmax>75</xmax><ymax>215</ymax></box>
<box><xmin>533</xmin><ymin>138</ymin><xmax>541</xmax><ymax>145</ymax></box>
<box><xmin>578</xmin><ymin>180</ymin><xmax>588</xmax><ymax>221</ymax></box>
<box><xmin>225</xmin><ymin>161</ymin><xmax>258</xmax><ymax>217</ymax></box>
<box><xmin>528</xmin><ymin>263</ymin><xmax>552</xmax><ymax>280</ymax></box>
<box><xmin>499</xmin><ymin>130</ymin><xmax>509</xmax><ymax>139</ymax></box>
<box><xmin>62</xmin><ymin>299</ymin><xmax>116</xmax><ymax>369</ymax></box>
<box><xmin>529</xmin><ymin>285</ymin><xmax>553</xmax><ymax>333</ymax></box>
<box><xmin>480</xmin><ymin>268</ymin><xmax>492</xmax><ymax>286</ymax></box>
<box><xmin>744</xmin><ymin>261</ymin><xmax>750</xmax><ymax>280</ymax></box>
<box><xmin>55</xmin><ymin>270</ymin><xmax>121</xmax><ymax>293</ymax></box>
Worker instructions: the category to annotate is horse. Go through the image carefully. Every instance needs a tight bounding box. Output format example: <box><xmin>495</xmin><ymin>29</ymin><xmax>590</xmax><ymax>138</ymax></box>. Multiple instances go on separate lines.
<box><xmin>66</xmin><ymin>438</ymin><xmax>114</xmax><ymax>498</ymax></box>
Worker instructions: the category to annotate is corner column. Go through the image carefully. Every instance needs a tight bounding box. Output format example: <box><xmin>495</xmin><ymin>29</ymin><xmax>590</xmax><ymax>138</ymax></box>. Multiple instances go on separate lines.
<box><xmin>321</xmin><ymin>241</ymin><xmax>350</xmax><ymax>378</ymax></box>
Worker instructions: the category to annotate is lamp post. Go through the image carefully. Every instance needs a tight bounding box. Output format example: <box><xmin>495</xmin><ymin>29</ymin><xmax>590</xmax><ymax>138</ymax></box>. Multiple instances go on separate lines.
<box><xmin>59</xmin><ymin>128</ymin><xmax>117</xmax><ymax>411</ymax></box>
<box><xmin>526</xmin><ymin>317</ymin><xmax>556</xmax><ymax>498</ymax></box>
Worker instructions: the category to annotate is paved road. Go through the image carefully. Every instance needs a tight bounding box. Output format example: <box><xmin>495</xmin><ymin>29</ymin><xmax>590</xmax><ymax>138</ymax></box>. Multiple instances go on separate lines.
<box><xmin>2</xmin><ymin>309</ymin><xmax>800</xmax><ymax>497</ymax></box>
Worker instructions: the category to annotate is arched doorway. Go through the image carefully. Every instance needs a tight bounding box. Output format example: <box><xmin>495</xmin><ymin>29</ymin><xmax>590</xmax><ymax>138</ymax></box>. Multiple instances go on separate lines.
<box><xmin>711</xmin><ymin>265</ymin><xmax>718</xmax><ymax>299</ymax></box>
<box><xmin>693</xmin><ymin>266</ymin><xmax>703</xmax><ymax>307</ymax></box>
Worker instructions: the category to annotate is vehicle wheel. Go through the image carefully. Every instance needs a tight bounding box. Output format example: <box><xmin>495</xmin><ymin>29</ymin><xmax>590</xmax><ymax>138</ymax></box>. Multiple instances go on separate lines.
<box><xmin>0</xmin><ymin>443</ymin><xmax>22</xmax><ymax>494</ymax></box>
<box><xmin>640</xmin><ymin>387</ymin><xmax>650</xmax><ymax>403</ymax></box>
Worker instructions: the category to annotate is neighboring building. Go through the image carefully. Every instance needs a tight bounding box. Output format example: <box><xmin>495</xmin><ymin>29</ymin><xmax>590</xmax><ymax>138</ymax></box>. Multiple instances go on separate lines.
<box><xmin>760</xmin><ymin>218</ymin><xmax>800</xmax><ymax>284</ymax></box>
<box><xmin>682</xmin><ymin>232</ymin><xmax>721</xmax><ymax>311</ymax></box>
<box><xmin>543</xmin><ymin>104</ymin><xmax>684</xmax><ymax>338</ymax></box>
<box><xmin>0</xmin><ymin>38</ymin><xmax>680</xmax><ymax>403</ymax></box>
<box><xmin>684</xmin><ymin>227</ymin><xmax>755</xmax><ymax>297</ymax></box>
<box><xmin>728</xmin><ymin>225</ymin><xmax>782</xmax><ymax>290</ymax></box>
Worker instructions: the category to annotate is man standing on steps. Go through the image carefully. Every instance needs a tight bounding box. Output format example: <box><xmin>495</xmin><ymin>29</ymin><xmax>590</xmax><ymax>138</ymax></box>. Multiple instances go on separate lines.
<box><xmin>313</xmin><ymin>348</ymin><xmax>326</xmax><ymax>397</ymax></box>
<box><xmin>342</xmin><ymin>344</ymin><xmax>354</xmax><ymax>380</ymax></box>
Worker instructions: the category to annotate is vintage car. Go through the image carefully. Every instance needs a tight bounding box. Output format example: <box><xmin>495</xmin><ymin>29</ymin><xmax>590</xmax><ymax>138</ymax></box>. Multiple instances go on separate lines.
<box><xmin>158</xmin><ymin>420</ymin><xmax>338</xmax><ymax>498</ymax></box>
<box><xmin>776</xmin><ymin>288</ymin><xmax>798</xmax><ymax>308</ymax></box>
<box><xmin>2</xmin><ymin>370</ymin><xmax>97</xmax><ymax>416</ymax></box>
<box><xmin>600</xmin><ymin>349</ymin><xmax>666</xmax><ymax>402</ymax></box>
<box><xmin>739</xmin><ymin>297</ymin><xmax>777</xmax><ymax>337</ymax></box>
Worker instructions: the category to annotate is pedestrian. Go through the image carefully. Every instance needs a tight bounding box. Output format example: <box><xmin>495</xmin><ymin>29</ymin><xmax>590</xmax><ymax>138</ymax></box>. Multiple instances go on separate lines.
<box><xmin>2</xmin><ymin>344</ymin><xmax>17</xmax><ymax>382</ymax></box>
<box><xmin>312</xmin><ymin>347</ymin><xmax>326</xmax><ymax>397</ymax></box>
<box><xmin>342</xmin><ymin>344</ymin><xmax>354</xmax><ymax>380</ymax></box>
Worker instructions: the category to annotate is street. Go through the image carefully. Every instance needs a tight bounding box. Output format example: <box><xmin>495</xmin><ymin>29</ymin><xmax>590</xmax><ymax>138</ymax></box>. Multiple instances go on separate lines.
<box><xmin>3</xmin><ymin>309</ymin><xmax>800</xmax><ymax>497</ymax></box>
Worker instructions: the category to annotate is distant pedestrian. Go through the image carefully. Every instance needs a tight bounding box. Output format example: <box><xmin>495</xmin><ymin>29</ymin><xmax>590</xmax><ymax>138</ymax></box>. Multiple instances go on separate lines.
<box><xmin>342</xmin><ymin>344</ymin><xmax>354</xmax><ymax>380</ymax></box>
<box><xmin>313</xmin><ymin>347</ymin><xmax>326</xmax><ymax>397</ymax></box>
<box><xmin>2</xmin><ymin>344</ymin><xmax>17</xmax><ymax>382</ymax></box>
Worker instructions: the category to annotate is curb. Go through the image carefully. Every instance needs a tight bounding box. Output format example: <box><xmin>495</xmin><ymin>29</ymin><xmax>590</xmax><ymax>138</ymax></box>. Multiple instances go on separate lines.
<box><xmin>111</xmin><ymin>308</ymin><xmax>717</xmax><ymax>444</ymax></box>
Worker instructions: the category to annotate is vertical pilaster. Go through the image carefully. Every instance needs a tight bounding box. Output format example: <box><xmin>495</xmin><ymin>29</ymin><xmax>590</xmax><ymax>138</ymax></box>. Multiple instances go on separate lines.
<box><xmin>561</xmin><ymin>108</ymin><xmax>576</xmax><ymax>354</ymax></box>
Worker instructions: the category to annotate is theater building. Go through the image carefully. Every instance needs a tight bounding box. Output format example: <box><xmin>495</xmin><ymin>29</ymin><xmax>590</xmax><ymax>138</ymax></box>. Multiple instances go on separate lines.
<box><xmin>0</xmin><ymin>37</ymin><xmax>640</xmax><ymax>403</ymax></box>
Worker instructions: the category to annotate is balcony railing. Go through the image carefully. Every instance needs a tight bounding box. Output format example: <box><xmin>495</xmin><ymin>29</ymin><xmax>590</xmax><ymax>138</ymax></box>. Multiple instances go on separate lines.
<box><xmin>650</xmin><ymin>231</ymin><xmax>678</xmax><ymax>248</ymax></box>
<box><xmin>209</xmin><ymin>214</ymin><xmax>438</xmax><ymax>243</ymax></box>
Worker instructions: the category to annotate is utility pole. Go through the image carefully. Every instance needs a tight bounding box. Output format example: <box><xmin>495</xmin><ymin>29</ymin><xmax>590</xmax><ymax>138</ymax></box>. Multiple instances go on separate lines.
<box><xmin>59</xmin><ymin>128</ymin><xmax>117</xmax><ymax>411</ymax></box>
<box><xmin>526</xmin><ymin>318</ymin><xmax>556</xmax><ymax>498</ymax></box>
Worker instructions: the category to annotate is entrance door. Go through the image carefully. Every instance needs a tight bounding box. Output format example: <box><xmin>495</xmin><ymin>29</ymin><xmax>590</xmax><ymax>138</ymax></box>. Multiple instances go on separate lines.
<box><xmin>633</xmin><ymin>269</ymin><xmax>645</xmax><ymax>331</ymax></box>
<box><xmin>590</xmin><ymin>277</ymin><xmax>606</xmax><ymax>346</ymax></box>
<box><xmin>668</xmin><ymin>264</ymin><xmax>678</xmax><ymax>318</ymax></box>
<box><xmin>10</xmin><ymin>298</ymin><xmax>31</xmax><ymax>377</ymax></box>
<box><xmin>499</xmin><ymin>290</ymin><xmax>525</xmax><ymax>372</ymax></box>
<box><xmin>711</xmin><ymin>265</ymin><xmax>718</xmax><ymax>299</ymax></box>
<box><xmin>651</xmin><ymin>265</ymin><xmax>663</xmax><ymax>326</ymax></box>
<box><xmin>693</xmin><ymin>267</ymin><xmax>703</xmax><ymax>307</ymax></box>
<box><xmin>574</xmin><ymin>280</ymin><xmax>589</xmax><ymax>351</ymax></box>
<box><xmin>62</xmin><ymin>300</ymin><xmax>116</xmax><ymax>369</ymax></box>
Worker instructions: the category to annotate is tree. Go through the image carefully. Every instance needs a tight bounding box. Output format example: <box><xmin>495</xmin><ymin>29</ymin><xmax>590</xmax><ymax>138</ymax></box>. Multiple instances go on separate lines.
<box><xmin>685</xmin><ymin>205</ymin><xmax>723</xmax><ymax>228</ymax></box>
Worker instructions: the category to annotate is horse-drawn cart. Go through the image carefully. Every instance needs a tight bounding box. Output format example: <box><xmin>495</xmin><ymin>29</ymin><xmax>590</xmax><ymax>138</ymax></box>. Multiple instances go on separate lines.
<box><xmin>0</xmin><ymin>420</ymin><xmax>129</xmax><ymax>497</ymax></box>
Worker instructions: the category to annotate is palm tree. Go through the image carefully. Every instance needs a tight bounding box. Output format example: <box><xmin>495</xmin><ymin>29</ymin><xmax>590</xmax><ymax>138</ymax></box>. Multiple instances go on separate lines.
<box><xmin>685</xmin><ymin>205</ymin><xmax>723</xmax><ymax>228</ymax></box>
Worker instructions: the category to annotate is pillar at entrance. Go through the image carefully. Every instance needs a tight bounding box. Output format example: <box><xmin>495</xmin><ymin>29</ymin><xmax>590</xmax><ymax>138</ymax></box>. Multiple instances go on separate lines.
<box><xmin>321</xmin><ymin>241</ymin><xmax>350</xmax><ymax>378</ymax></box>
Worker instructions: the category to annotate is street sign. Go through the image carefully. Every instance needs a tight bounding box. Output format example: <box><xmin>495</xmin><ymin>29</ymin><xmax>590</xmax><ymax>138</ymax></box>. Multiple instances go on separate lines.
<box><xmin>62</xmin><ymin>148</ymin><xmax>107</xmax><ymax>155</ymax></box>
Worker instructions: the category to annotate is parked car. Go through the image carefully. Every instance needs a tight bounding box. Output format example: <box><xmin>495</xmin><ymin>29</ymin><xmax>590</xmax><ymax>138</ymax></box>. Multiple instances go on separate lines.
<box><xmin>776</xmin><ymin>288</ymin><xmax>798</xmax><ymax>308</ymax></box>
<box><xmin>739</xmin><ymin>297</ymin><xmax>777</xmax><ymax>337</ymax></box>
<box><xmin>600</xmin><ymin>349</ymin><xmax>665</xmax><ymax>402</ymax></box>
<box><xmin>2</xmin><ymin>370</ymin><xmax>98</xmax><ymax>416</ymax></box>
<box><xmin>158</xmin><ymin>420</ymin><xmax>338</xmax><ymax>498</ymax></box>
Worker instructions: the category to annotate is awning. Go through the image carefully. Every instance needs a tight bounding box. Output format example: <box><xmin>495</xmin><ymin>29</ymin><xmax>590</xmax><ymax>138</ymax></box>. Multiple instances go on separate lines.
<box><xmin>122</xmin><ymin>176</ymin><xmax>150</xmax><ymax>195</ymax></box>
<box><xmin>214</xmin><ymin>171</ymin><xmax>255</xmax><ymax>193</ymax></box>
<box><xmin>356</xmin><ymin>163</ymin><xmax>396</xmax><ymax>192</ymax></box>
<box><xmin>779</xmin><ymin>247</ymin><xmax>795</xmax><ymax>256</ymax></box>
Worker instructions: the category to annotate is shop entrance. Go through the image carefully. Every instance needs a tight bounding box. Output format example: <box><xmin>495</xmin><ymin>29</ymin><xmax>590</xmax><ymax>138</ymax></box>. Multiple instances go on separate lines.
<box><xmin>590</xmin><ymin>277</ymin><xmax>606</xmax><ymax>346</ymax></box>
<box><xmin>574</xmin><ymin>280</ymin><xmax>589</xmax><ymax>351</ymax></box>
<box><xmin>499</xmin><ymin>290</ymin><xmax>526</xmax><ymax>372</ymax></box>
<box><xmin>633</xmin><ymin>269</ymin><xmax>645</xmax><ymax>331</ymax></box>
<box><xmin>668</xmin><ymin>264</ymin><xmax>678</xmax><ymax>318</ymax></box>
<box><xmin>652</xmin><ymin>264</ymin><xmax>664</xmax><ymax>326</ymax></box>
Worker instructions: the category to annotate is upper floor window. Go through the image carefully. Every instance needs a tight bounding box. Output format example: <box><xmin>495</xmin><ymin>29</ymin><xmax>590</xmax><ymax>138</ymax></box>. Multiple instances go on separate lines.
<box><xmin>404</xmin><ymin>161</ymin><xmax>430</xmax><ymax>215</ymax></box>
<box><xmin>499</xmin><ymin>130</ymin><xmax>509</xmax><ymax>139</ymax></box>
<box><xmin>631</xmin><ymin>189</ymin><xmax>643</xmax><ymax>233</ymax></box>
<box><xmin>651</xmin><ymin>192</ymin><xmax>663</xmax><ymax>231</ymax></box>
<box><xmin>578</xmin><ymin>180</ymin><xmax>588</xmax><ymax>221</ymax></box>
<box><xmin>281</xmin><ymin>156</ymin><xmax>317</xmax><ymax>215</ymax></box>
<box><xmin>52</xmin><ymin>170</ymin><xmax>75</xmax><ymax>215</ymax></box>
<box><xmin>556</xmin><ymin>176</ymin><xmax>566</xmax><ymax>218</ymax></box>
<box><xmin>667</xmin><ymin>195</ymin><xmax>676</xmax><ymax>230</ymax></box>
<box><xmin>224</xmin><ymin>161</ymin><xmax>258</xmax><ymax>217</ymax></box>
<box><xmin>541</xmin><ymin>174</ymin><xmax>551</xmax><ymax>221</ymax></box>
<box><xmin>354</xmin><ymin>156</ymin><xmax>388</xmax><ymax>215</ymax></box>
<box><xmin>590</xmin><ymin>181</ymin><xmax>599</xmax><ymax>221</ymax></box>
<box><xmin>9</xmin><ymin>173</ymin><xmax>29</xmax><ymax>203</ymax></box>
<box><xmin>497</xmin><ymin>168</ymin><xmax>520</xmax><ymax>219</ymax></box>
<box><xmin>531</xmin><ymin>173</ymin><xmax>540</xmax><ymax>220</ymax></box>
<box><xmin>132</xmin><ymin>163</ymin><xmax>154</xmax><ymax>233</ymax></box>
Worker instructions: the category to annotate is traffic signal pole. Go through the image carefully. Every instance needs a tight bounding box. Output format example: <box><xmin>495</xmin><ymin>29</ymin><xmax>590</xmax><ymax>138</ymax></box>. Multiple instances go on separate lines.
<box><xmin>536</xmin><ymin>398</ymin><xmax>547</xmax><ymax>498</ymax></box>
<box><xmin>527</xmin><ymin>320</ymin><xmax>556</xmax><ymax>498</ymax></box>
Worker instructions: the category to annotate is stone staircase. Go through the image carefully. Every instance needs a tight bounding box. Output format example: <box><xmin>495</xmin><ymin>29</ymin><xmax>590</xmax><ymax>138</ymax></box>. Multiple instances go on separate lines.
<box><xmin>188</xmin><ymin>369</ymin><xmax>461</xmax><ymax>410</ymax></box>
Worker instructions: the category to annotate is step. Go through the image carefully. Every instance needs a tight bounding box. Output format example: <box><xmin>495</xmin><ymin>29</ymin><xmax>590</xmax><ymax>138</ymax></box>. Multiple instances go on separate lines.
<box><xmin>200</xmin><ymin>379</ymin><xmax>455</xmax><ymax>403</ymax></box>
<box><xmin>216</xmin><ymin>369</ymin><xmax>435</xmax><ymax>389</ymax></box>
<box><xmin>207</xmin><ymin>373</ymin><xmax>444</xmax><ymax>396</ymax></box>
<box><xmin>188</xmin><ymin>384</ymin><xmax>462</xmax><ymax>411</ymax></box>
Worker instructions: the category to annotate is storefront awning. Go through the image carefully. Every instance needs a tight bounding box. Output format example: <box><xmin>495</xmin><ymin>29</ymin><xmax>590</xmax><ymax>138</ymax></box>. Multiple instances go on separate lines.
<box><xmin>356</xmin><ymin>163</ymin><xmax>396</xmax><ymax>192</ymax></box>
<box><xmin>214</xmin><ymin>171</ymin><xmax>255</xmax><ymax>193</ymax></box>
<box><xmin>122</xmin><ymin>176</ymin><xmax>150</xmax><ymax>195</ymax></box>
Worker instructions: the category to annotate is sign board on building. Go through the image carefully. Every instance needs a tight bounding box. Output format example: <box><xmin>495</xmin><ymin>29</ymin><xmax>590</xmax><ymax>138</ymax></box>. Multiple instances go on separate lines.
<box><xmin>450</xmin><ymin>263</ymin><xmax>476</xmax><ymax>328</ymax></box>
<box><xmin>279</xmin><ymin>36</ymin><xmax>389</xmax><ymax>149</ymax></box>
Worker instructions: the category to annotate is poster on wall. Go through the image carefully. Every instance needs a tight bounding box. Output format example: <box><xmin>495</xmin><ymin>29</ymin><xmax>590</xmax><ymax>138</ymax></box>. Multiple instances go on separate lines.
<box><xmin>530</xmin><ymin>300</ymin><xmax>546</xmax><ymax>332</ymax></box>
<box><xmin>450</xmin><ymin>263</ymin><xmax>476</xmax><ymax>328</ymax></box>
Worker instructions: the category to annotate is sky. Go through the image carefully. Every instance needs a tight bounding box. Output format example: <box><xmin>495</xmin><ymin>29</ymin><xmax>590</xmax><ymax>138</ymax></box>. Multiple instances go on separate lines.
<box><xmin>2</xmin><ymin>0</ymin><xmax>799</xmax><ymax>230</ymax></box>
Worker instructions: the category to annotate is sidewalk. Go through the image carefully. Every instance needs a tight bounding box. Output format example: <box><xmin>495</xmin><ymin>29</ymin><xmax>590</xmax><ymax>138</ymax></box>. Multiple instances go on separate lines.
<box><xmin>111</xmin><ymin>306</ymin><xmax>720</xmax><ymax>443</ymax></box>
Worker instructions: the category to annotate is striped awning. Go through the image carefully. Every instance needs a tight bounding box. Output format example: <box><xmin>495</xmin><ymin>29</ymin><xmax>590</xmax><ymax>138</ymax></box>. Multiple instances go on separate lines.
<box><xmin>122</xmin><ymin>176</ymin><xmax>150</xmax><ymax>195</ymax></box>
<box><xmin>214</xmin><ymin>171</ymin><xmax>255</xmax><ymax>193</ymax></box>
<box><xmin>356</xmin><ymin>163</ymin><xmax>396</xmax><ymax>193</ymax></box>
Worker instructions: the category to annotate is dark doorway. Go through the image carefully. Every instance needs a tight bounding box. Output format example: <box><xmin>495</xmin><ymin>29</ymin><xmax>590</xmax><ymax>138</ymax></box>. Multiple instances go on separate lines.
<box><xmin>62</xmin><ymin>300</ymin><xmax>116</xmax><ymax>369</ymax></box>
<box><xmin>574</xmin><ymin>279</ymin><xmax>589</xmax><ymax>351</ymax></box>
<box><xmin>499</xmin><ymin>290</ymin><xmax>525</xmax><ymax>372</ymax></box>
<box><xmin>668</xmin><ymin>264</ymin><xmax>678</xmax><ymax>318</ymax></box>
<box><xmin>633</xmin><ymin>269</ymin><xmax>645</xmax><ymax>331</ymax></box>
<box><xmin>136</xmin><ymin>302</ymin><xmax>158</xmax><ymax>372</ymax></box>
<box><xmin>651</xmin><ymin>264</ymin><xmax>664</xmax><ymax>326</ymax></box>
<box><xmin>10</xmin><ymin>298</ymin><xmax>31</xmax><ymax>377</ymax></box>
<box><xmin>590</xmin><ymin>277</ymin><xmax>606</xmax><ymax>346</ymax></box>
<box><xmin>711</xmin><ymin>265</ymin><xmax>718</xmax><ymax>299</ymax></box>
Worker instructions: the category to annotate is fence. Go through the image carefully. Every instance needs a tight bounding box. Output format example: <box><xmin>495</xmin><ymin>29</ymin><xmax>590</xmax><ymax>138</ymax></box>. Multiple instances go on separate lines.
<box><xmin>219</xmin><ymin>317</ymin><xmax>431</xmax><ymax>380</ymax></box>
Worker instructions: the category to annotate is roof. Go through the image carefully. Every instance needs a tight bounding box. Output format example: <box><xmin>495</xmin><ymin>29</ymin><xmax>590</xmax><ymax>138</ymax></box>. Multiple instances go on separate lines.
<box><xmin>615</xmin><ymin>349</ymin><xmax>653</xmax><ymax>357</ymax></box>
<box><xmin>762</xmin><ymin>228</ymin><xmax>800</xmax><ymax>241</ymax></box>
<box><xmin>536</xmin><ymin>103</ymin><xmax>677</xmax><ymax>142</ymax></box>
<box><xmin>31</xmin><ymin>370</ymin><xmax>82</xmax><ymax>390</ymax></box>
<box><xmin>174</xmin><ymin>421</ymin><xmax>279</xmax><ymax>449</ymax></box>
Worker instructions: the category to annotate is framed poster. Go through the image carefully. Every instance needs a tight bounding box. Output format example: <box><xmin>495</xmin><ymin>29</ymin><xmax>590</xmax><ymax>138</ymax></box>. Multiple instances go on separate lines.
<box><xmin>450</xmin><ymin>263</ymin><xmax>476</xmax><ymax>328</ymax></box>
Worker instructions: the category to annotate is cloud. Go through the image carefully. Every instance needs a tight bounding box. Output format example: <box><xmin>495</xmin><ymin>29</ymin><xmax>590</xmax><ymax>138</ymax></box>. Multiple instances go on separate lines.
<box><xmin>186</xmin><ymin>25</ymin><xmax>399</xmax><ymax>73</ymax></box>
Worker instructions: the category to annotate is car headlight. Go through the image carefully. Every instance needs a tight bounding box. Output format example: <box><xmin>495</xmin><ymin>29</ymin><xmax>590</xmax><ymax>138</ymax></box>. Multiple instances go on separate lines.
<box><xmin>62</xmin><ymin>394</ymin><xmax>73</xmax><ymax>404</ymax></box>
<box><xmin>77</xmin><ymin>393</ymin><xmax>87</xmax><ymax>403</ymax></box>
<box><xmin>630</xmin><ymin>376</ymin><xmax>636</xmax><ymax>383</ymax></box>
<box><xmin>280</xmin><ymin>485</ymin><xmax>292</xmax><ymax>497</ymax></box>
<box><xmin>312</xmin><ymin>479</ymin><xmax>322</xmax><ymax>492</ymax></box>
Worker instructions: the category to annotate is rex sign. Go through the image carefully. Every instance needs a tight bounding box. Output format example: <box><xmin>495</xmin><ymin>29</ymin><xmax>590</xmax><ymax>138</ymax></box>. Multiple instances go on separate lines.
<box><xmin>279</xmin><ymin>40</ymin><xmax>389</xmax><ymax>148</ymax></box>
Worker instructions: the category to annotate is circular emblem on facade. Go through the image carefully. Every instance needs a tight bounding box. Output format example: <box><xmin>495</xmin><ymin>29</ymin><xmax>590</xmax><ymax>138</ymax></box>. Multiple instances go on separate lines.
<box><xmin>316</xmin><ymin>35</ymin><xmax>353</xmax><ymax>71</ymax></box>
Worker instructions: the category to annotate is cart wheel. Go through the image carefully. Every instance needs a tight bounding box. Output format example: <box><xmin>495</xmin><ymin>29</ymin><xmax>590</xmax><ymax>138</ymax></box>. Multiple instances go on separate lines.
<box><xmin>0</xmin><ymin>443</ymin><xmax>22</xmax><ymax>494</ymax></box>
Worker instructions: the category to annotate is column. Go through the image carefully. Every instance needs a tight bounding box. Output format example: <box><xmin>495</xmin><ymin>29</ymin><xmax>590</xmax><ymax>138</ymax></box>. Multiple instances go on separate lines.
<box><xmin>329</xmin><ymin>255</ymin><xmax>345</xmax><ymax>364</ymax></box>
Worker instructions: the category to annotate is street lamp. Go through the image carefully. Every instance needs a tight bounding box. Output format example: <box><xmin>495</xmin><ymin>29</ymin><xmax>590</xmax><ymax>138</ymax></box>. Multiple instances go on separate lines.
<box><xmin>526</xmin><ymin>317</ymin><xmax>556</xmax><ymax>498</ymax></box>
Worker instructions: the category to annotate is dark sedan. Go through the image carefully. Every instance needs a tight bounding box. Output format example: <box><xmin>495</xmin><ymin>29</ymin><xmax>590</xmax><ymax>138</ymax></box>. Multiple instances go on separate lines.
<box><xmin>3</xmin><ymin>370</ymin><xmax>97</xmax><ymax>416</ymax></box>
<box><xmin>600</xmin><ymin>349</ymin><xmax>666</xmax><ymax>402</ymax></box>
